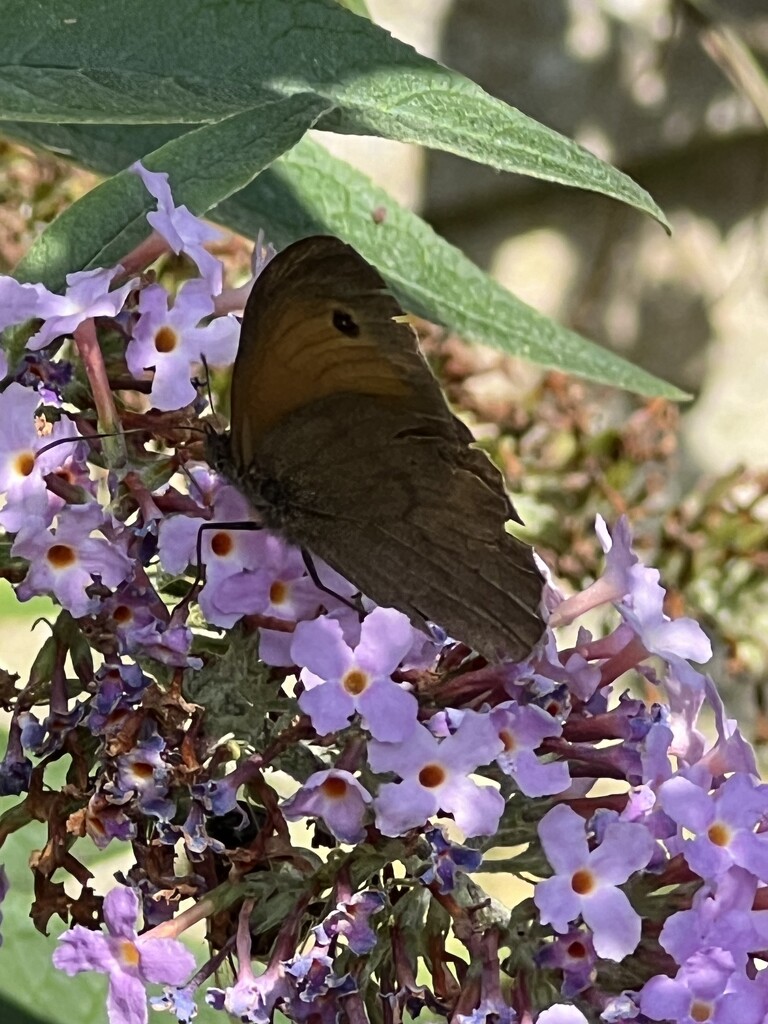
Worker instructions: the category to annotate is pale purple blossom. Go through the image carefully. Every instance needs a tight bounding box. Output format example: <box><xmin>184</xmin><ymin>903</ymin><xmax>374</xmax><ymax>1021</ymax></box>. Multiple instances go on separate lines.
<box><xmin>369</xmin><ymin>715</ymin><xmax>505</xmax><ymax>838</ymax></box>
<box><xmin>26</xmin><ymin>266</ymin><xmax>134</xmax><ymax>351</ymax></box>
<box><xmin>639</xmin><ymin>947</ymin><xmax>766</xmax><ymax>1024</ymax></box>
<box><xmin>53</xmin><ymin>886</ymin><xmax>196</xmax><ymax>1024</ymax></box>
<box><xmin>489</xmin><ymin>701</ymin><xmax>571</xmax><ymax>797</ymax></box>
<box><xmin>0</xmin><ymin>381</ymin><xmax>84</xmax><ymax>531</ymax></box>
<box><xmin>0</xmin><ymin>275</ymin><xmax>47</xmax><ymax>331</ymax></box>
<box><xmin>132</xmin><ymin>162</ymin><xmax>225</xmax><ymax>293</ymax></box>
<box><xmin>281</xmin><ymin>769</ymin><xmax>372</xmax><ymax>844</ymax></box>
<box><xmin>659</xmin><ymin>772</ymin><xmax>768</xmax><ymax>882</ymax></box>
<box><xmin>534</xmin><ymin>803</ymin><xmax>654</xmax><ymax>961</ymax></box>
<box><xmin>126</xmin><ymin>279</ymin><xmax>238</xmax><ymax>410</ymax></box>
<box><xmin>292</xmin><ymin>607</ymin><xmax>419</xmax><ymax>742</ymax></box>
<box><xmin>12</xmin><ymin>504</ymin><xmax>133</xmax><ymax>616</ymax></box>
<box><xmin>550</xmin><ymin>514</ymin><xmax>638</xmax><ymax>627</ymax></box>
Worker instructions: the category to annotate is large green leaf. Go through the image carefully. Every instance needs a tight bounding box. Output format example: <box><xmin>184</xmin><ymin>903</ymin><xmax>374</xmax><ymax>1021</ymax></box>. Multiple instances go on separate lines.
<box><xmin>5</xmin><ymin>120</ymin><xmax>683</xmax><ymax>400</ymax></box>
<box><xmin>12</xmin><ymin>95</ymin><xmax>330</xmax><ymax>285</ymax></box>
<box><xmin>0</xmin><ymin>0</ymin><xmax>666</xmax><ymax>225</ymax></box>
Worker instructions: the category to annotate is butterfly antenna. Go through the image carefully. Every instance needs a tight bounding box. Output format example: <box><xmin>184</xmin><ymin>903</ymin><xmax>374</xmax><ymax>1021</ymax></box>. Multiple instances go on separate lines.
<box><xmin>300</xmin><ymin>549</ymin><xmax>365</xmax><ymax>618</ymax></box>
<box><xmin>174</xmin><ymin>520</ymin><xmax>264</xmax><ymax>617</ymax></box>
<box><xmin>199</xmin><ymin>354</ymin><xmax>215</xmax><ymax>415</ymax></box>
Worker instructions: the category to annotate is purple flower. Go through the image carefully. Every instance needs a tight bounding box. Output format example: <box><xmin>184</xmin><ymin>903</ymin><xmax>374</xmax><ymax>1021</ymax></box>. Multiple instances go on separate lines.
<box><xmin>489</xmin><ymin>702</ymin><xmax>571</xmax><ymax>797</ymax></box>
<box><xmin>206</xmin><ymin>900</ymin><xmax>291</xmax><ymax>1022</ymax></box>
<box><xmin>26</xmin><ymin>266</ymin><xmax>134</xmax><ymax>351</ymax></box>
<box><xmin>550</xmin><ymin>515</ymin><xmax>638</xmax><ymax>627</ymax></box>
<box><xmin>536</xmin><ymin>928</ymin><xmax>597</xmax><ymax>998</ymax></box>
<box><xmin>212</xmin><ymin>544</ymin><xmax>350</xmax><ymax>630</ymax></box>
<box><xmin>639</xmin><ymin>948</ymin><xmax>767</xmax><ymax>1024</ymax></box>
<box><xmin>12</xmin><ymin>504</ymin><xmax>133</xmax><ymax>617</ymax></box>
<box><xmin>659</xmin><ymin>772</ymin><xmax>768</xmax><ymax>882</ymax></box>
<box><xmin>282</xmin><ymin>769</ymin><xmax>372</xmax><ymax>844</ymax></box>
<box><xmin>149</xmin><ymin>984</ymin><xmax>198</xmax><ymax>1022</ymax></box>
<box><xmin>0</xmin><ymin>381</ymin><xmax>84</xmax><ymax>531</ymax></box>
<box><xmin>0</xmin><ymin>863</ymin><xmax>8</xmax><ymax>947</ymax></box>
<box><xmin>126</xmin><ymin>279</ymin><xmax>238</xmax><ymax>411</ymax></box>
<box><xmin>534</xmin><ymin>803</ymin><xmax>654</xmax><ymax>961</ymax></box>
<box><xmin>292</xmin><ymin>607</ymin><xmax>419</xmax><ymax>742</ymax></box>
<box><xmin>106</xmin><ymin>723</ymin><xmax>175</xmax><ymax>821</ymax></box>
<box><xmin>132</xmin><ymin>162</ymin><xmax>224</xmax><ymax>293</ymax></box>
<box><xmin>53</xmin><ymin>886</ymin><xmax>196</xmax><ymax>1024</ymax></box>
<box><xmin>369</xmin><ymin>714</ymin><xmax>505</xmax><ymax>838</ymax></box>
<box><xmin>660</xmin><ymin>867</ymin><xmax>768</xmax><ymax>968</ymax></box>
<box><xmin>0</xmin><ymin>274</ymin><xmax>47</xmax><ymax>331</ymax></box>
<box><xmin>314</xmin><ymin>890</ymin><xmax>385</xmax><ymax>955</ymax></box>
<box><xmin>420</xmin><ymin>826</ymin><xmax>483</xmax><ymax>893</ymax></box>
<box><xmin>620</xmin><ymin>564</ymin><xmax>712</xmax><ymax>665</ymax></box>
<box><xmin>536</xmin><ymin>1007</ymin><xmax>590</xmax><ymax>1024</ymax></box>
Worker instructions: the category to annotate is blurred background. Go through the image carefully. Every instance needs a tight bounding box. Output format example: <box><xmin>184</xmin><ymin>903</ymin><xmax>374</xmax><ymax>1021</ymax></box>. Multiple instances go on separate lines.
<box><xmin>0</xmin><ymin>2</ymin><xmax>767</xmax><ymax>1018</ymax></box>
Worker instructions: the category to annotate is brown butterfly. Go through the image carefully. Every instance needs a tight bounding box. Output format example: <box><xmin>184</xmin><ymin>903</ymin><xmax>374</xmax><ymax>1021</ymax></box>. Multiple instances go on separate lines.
<box><xmin>206</xmin><ymin>235</ymin><xmax>543</xmax><ymax>661</ymax></box>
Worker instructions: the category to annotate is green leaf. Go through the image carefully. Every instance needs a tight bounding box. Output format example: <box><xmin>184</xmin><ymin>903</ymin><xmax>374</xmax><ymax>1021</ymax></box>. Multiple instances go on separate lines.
<box><xmin>13</xmin><ymin>94</ymin><xmax>330</xmax><ymax>288</ymax></box>
<box><xmin>0</xmin><ymin>0</ymin><xmax>666</xmax><ymax>225</ymax></box>
<box><xmin>218</xmin><ymin>138</ymin><xmax>685</xmax><ymax>399</ymax></box>
<box><xmin>335</xmin><ymin>0</ymin><xmax>370</xmax><ymax>16</ymax></box>
<box><xmin>3</xmin><ymin>120</ymin><xmax>683</xmax><ymax>399</ymax></box>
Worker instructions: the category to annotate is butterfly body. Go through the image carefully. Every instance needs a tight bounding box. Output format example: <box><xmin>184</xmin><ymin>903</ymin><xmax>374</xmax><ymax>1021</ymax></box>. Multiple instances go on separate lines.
<box><xmin>208</xmin><ymin>236</ymin><xmax>544</xmax><ymax>661</ymax></box>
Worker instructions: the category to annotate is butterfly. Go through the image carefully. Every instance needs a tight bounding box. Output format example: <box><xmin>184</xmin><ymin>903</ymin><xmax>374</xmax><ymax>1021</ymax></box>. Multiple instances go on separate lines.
<box><xmin>206</xmin><ymin>235</ymin><xmax>544</xmax><ymax>661</ymax></box>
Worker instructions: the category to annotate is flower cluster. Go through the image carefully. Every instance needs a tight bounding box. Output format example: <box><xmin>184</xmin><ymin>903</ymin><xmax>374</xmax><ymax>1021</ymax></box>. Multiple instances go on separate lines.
<box><xmin>0</xmin><ymin>166</ymin><xmax>766</xmax><ymax>1024</ymax></box>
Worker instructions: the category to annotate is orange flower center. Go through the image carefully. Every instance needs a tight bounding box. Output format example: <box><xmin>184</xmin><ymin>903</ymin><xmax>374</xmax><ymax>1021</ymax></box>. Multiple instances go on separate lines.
<box><xmin>499</xmin><ymin>729</ymin><xmax>516</xmax><ymax>753</ymax></box>
<box><xmin>154</xmin><ymin>326</ymin><xmax>178</xmax><ymax>354</ymax></box>
<box><xmin>707</xmin><ymin>822</ymin><xmax>731</xmax><ymax>847</ymax></box>
<box><xmin>118</xmin><ymin>939</ymin><xmax>141</xmax><ymax>968</ymax></box>
<box><xmin>113</xmin><ymin>605</ymin><xmax>133</xmax><ymax>625</ymax></box>
<box><xmin>691</xmin><ymin>1000</ymin><xmax>712</xmax><ymax>1022</ymax></box>
<box><xmin>14</xmin><ymin>451</ymin><xmax>35</xmax><ymax>477</ymax></box>
<box><xmin>269</xmin><ymin>580</ymin><xmax>288</xmax><ymax>605</ymax></box>
<box><xmin>210</xmin><ymin>531</ymin><xmax>233</xmax><ymax>557</ymax></box>
<box><xmin>418</xmin><ymin>763</ymin><xmax>446</xmax><ymax>789</ymax></box>
<box><xmin>342</xmin><ymin>669</ymin><xmax>368</xmax><ymax>696</ymax></box>
<box><xmin>571</xmin><ymin>869</ymin><xmax>595</xmax><ymax>896</ymax></box>
<box><xmin>47</xmin><ymin>544</ymin><xmax>76</xmax><ymax>569</ymax></box>
<box><xmin>320</xmin><ymin>776</ymin><xmax>349</xmax><ymax>800</ymax></box>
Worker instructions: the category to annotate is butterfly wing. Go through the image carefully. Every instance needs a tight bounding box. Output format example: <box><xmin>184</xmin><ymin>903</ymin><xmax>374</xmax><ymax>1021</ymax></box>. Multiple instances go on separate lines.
<box><xmin>226</xmin><ymin>234</ymin><xmax>543</xmax><ymax>659</ymax></box>
<box><xmin>253</xmin><ymin>392</ymin><xmax>544</xmax><ymax>661</ymax></box>
<box><xmin>229</xmin><ymin>236</ymin><xmax>452</xmax><ymax>471</ymax></box>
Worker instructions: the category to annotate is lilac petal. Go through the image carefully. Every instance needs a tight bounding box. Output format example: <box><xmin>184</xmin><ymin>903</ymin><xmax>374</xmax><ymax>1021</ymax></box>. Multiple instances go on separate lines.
<box><xmin>729</xmin><ymin>831</ymin><xmax>768</xmax><ymax>881</ymax></box>
<box><xmin>536</xmin><ymin>1007</ymin><xmax>590</xmax><ymax>1024</ymax></box>
<box><xmin>0</xmin><ymin>276</ymin><xmax>45</xmax><ymax>330</ymax></box>
<box><xmin>107</xmin><ymin>971</ymin><xmax>150</xmax><ymax>1024</ymax></box>
<box><xmin>640</xmin><ymin>975</ymin><xmax>691</xmax><ymax>1021</ymax></box>
<box><xmin>374</xmin><ymin>780</ymin><xmax>437</xmax><ymax>837</ymax></box>
<box><xmin>589</xmin><ymin>821</ymin><xmax>654</xmax><ymax>883</ymax></box>
<box><xmin>355</xmin><ymin>607</ymin><xmax>415</xmax><ymax>675</ymax></box>
<box><xmin>581</xmin><ymin>885</ymin><xmax>641</xmax><ymax>961</ymax></box>
<box><xmin>538</xmin><ymin>804</ymin><xmax>589</xmax><ymax>873</ymax></box>
<box><xmin>357</xmin><ymin>679</ymin><xmax>418</xmax><ymax>742</ymax></box>
<box><xmin>367</xmin><ymin>724</ymin><xmax>439</xmax><ymax>775</ymax></box>
<box><xmin>104</xmin><ymin>886</ymin><xmax>139</xmax><ymax>939</ymax></box>
<box><xmin>138</xmin><ymin>937</ymin><xmax>196</xmax><ymax>985</ymax></box>
<box><xmin>534</xmin><ymin>875</ymin><xmax>583</xmax><ymax>934</ymax></box>
<box><xmin>291</xmin><ymin>616</ymin><xmax>353</xmax><ymax>680</ymax></box>
<box><xmin>659</xmin><ymin>776</ymin><xmax>714</xmax><ymax>832</ymax></box>
<box><xmin>511</xmin><ymin>750</ymin><xmax>571</xmax><ymax>797</ymax></box>
<box><xmin>53</xmin><ymin>926</ymin><xmax>112</xmax><ymax>974</ymax></box>
<box><xmin>441</xmin><ymin>709</ymin><xmax>504</xmax><ymax>774</ymax></box>
<box><xmin>439</xmin><ymin>775</ymin><xmax>504</xmax><ymax>838</ymax></box>
<box><xmin>299</xmin><ymin>682</ymin><xmax>355</xmax><ymax>736</ymax></box>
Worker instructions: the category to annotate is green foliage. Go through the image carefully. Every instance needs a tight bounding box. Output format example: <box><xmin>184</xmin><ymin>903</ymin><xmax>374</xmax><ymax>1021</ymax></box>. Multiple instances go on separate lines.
<box><xmin>0</xmin><ymin>0</ymin><xmax>681</xmax><ymax>399</ymax></box>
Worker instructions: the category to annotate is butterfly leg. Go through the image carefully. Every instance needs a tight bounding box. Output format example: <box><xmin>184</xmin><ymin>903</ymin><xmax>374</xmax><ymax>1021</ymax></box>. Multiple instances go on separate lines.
<box><xmin>300</xmin><ymin>549</ymin><xmax>365</xmax><ymax>618</ymax></box>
